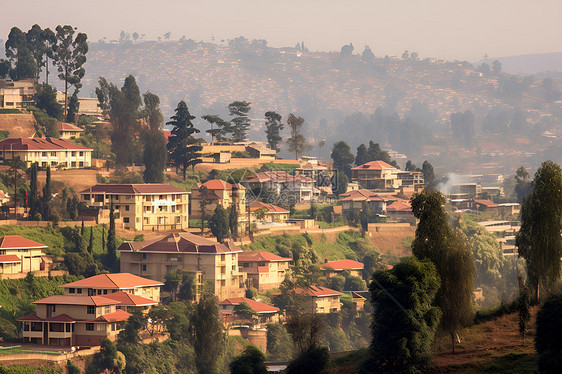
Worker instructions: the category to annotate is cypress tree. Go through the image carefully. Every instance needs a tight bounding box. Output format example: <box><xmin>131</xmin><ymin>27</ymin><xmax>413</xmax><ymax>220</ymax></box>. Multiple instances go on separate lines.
<box><xmin>87</xmin><ymin>226</ymin><xmax>94</xmax><ymax>254</ymax></box>
<box><xmin>229</xmin><ymin>203</ymin><xmax>238</xmax><ymax>241</ymax></box>
<box><xmin>29</xmin><ymin>162</ymin><xmax>38</xmax><ymax>218</ymax></box>
<box><xmin>42</xmin><ymin>166</ymin><xmax>51</xmax><ymax>220</ymax></box>
<box><xmin>102</xmin><ymin>225</ymin><xmax>106</xmax><ymax>253</ymax></box>
<box><xmin>209</xmin><ymin>205</ymin><xmax>229</xmax><ymax>243</ymax></box>
<box><xmin>106</xmin><ymin>204</ymin><xmax>117</xmax><ymax>267</ymax></box>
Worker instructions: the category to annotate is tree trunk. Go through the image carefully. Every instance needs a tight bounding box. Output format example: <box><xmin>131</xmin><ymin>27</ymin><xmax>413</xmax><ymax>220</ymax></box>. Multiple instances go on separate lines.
<box><xmin>451</xmin><ymin>332</ymin><xmax>455</xmax><ymax>354</ymax></box>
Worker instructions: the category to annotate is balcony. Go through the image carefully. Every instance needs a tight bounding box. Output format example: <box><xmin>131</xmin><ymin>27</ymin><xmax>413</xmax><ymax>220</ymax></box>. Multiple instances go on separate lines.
<box><xmin>49</xmin><ymin>331</ymin><xmax>72</xmax><ymax>339</ymax></box>
<box><xmin>23</xmin><ymin>330</ymin><xmax>43</xmax><ymax>338</ymax></box>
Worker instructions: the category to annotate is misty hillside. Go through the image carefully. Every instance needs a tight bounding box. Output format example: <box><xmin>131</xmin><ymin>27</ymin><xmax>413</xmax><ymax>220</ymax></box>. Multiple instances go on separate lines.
<box><xmin>496</xmin><ymin>52</ymin><xmax>562</xmax><ymax>76</ymax></box>
<box><xmin>79</xmin><ymin>39</ymin><xmax>562</xmax><ymax>172</ymax></box>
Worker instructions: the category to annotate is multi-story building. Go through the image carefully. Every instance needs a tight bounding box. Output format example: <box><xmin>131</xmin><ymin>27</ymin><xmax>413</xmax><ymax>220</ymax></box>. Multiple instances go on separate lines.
<box><xmin>295</xmin><ymin>157</ymin><xmax>332</xmax><ymax>188</ymax></box>
<box><xmin>57</xmin><ymin>122</ymin><xmax>84</xmax><ymax>139</ymax></box>
<box><xmin>18</xmin><ymin>295</ymin><xmax>131</xmax><ymax>346</ymax></box>
<box><xmin>190</xmin><ymin>180</ymin><xmax>246</xmax><ymax>220</ymax></box>
<box><xmin>249</xmin><ymin>202</ymin><xmax>290</xmax><ymax>223</ymax></box>
<box><xmin>0</xmin><ymin>235</ymin><xmax>48</xmax><ymax>276</ymax></box>
<box><xmin>61</xmin><ymin>273</ymin><xmax>163</xmax><ymax>302</ymax></box>
<box><xmin>238</xmin><ymin>251</ymin><xmax>291</xmax><ymax>291</ymax></box>
<box><xmin>118</xmin><ymin>233</ymin><xmax>245</xmax><ymax>300</ymax></box>
<box><xmin>80</xmin><ymin>184</ymin><xmax>189</xmax><ymax>231</ymax></box>
<box><xmin>396</xmin><ymin>170</ymin><xmax>424</xmax><ymax>188</ymax></box>
<box><xmin>219</xmin><ymin>297</ymin><xmax>281</xmax><ymax>326</ymax></box>
<box><xmin>0</xmin><ymin>138</ymin><xmax>92</xmax><ymax>169</ymax></box>
<box><xmin>244</xmin><ymin>171</ymin><xmax>317</xmax><ymax>202</ymax></box>
<box><xmin>0</xmin><ymin>79</ymin><xmax>35</xmax><ymax>108</ymax></box>
<box><xmin>320</xmin><ymin>259</ymin><xmax>364</xmax><ymax>279</ymax></box>
<box><xmin>351</xmin><ymin>161</ymin><xmax>401</xmax><ymax>189</ymax></box>
<box><xmin>339</xmin><ymin>189</ymin><xmax>386</xmax><ymax>214</ymax></box>
<box><xmin>286</xmin><ymin>286</ymin><xmax>343</xmax><ymax>314</ymax></box>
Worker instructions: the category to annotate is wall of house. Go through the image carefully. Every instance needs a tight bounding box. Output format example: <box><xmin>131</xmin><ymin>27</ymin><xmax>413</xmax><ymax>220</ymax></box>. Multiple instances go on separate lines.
<box><xmin>0</xmin><ymin>149</ymin><xmax>92</xmax><ymax>169</ymax></box>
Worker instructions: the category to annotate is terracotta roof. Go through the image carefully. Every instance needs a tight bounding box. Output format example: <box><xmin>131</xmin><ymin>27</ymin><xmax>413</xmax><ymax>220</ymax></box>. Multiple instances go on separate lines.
<box><xmin>118</xmin><ymin>233</ymin><xmax>242</xmax><ymax>254</ymax></box>
<box><xmin>200</xmin><ymin>179</ymin><xmax>245</xmax><ymax>190</ymax></box>
<box><xmin>249</xmin><ymin>201</ymin><xmax>289</xmax><ymax>214</ymax></box>
<box><xmin>245</xmin><ymin>171</ymin><xmax>313</xmax><ymax>183</ymax></box>
<box><xmin>57</xmin><ymin>122</ymin><xmax>84</xmax><ymax>132</ymax></box>
<box><xmin>219</xmin><ymin>297</ymin><xmax>279</xmax><ymax>313</ymax></box>
<box><xmin>81</xmin><ymin>184</ymin><xmax>188</xmax><ymax>195</ymax></box>
<box><xmin>0</xmin><ymin>236</ymin><xmax>48</xmax><ymax>249</ymax></box>
<box><xmin>0</xmin><ymin>138</ymin><xmax>92</xmax><ymax>151</ymax></box>
<box><xmin>340</xmin><ymin>189</ymin><xmax>385</xmax><ymax>202</ymax></box>
<box><xmin>351</xmin><ymin>160</ymin><xmax>396</xmax><ymax>171</ymax></box>
<box><xmin>17</xmin><ymin>313</ymin><xmax>44</xmax><ymax>321</ymax></box>
<box><xmin>47</xmin><ymin>314</ymin><xmax>76</xmax><ymax>322</ymax></box>
<box><xmin>0</xmin><ymin>190</ymin><xmax>8</xmax><ymax>199</ymax></box>
<box><xmin>474</xmin><ymin>199</ymin><xmax>500</xmax><ymax>208</ymax></box>
<box><xmin>0</xmin><ymin>254</ymin><xmax>21</xmax><ymax>263</ymax></box>
<box><xmin>321</xmin><ymin>259</ymin><xmax>364</xmax><ymax>271</ymax></box>
<box><xmin>103</xmin><ymin>291</ymin><xmax>159</xmax><ymax>306</ymax></box>
<box><xmin>238</xmin><ymin>251</ymin><xmax>291</xmax><ymax>262</ymax></box>
<box><xmin>62</xmin><ymin>273</ymin><xmax>163</xmax><ymax>289</ymax></box>
<box><xmin>90</xmin><ymin>309</ymin><xmax>131</xmax><ymax>323</ymax></box>
<box><xmin>386</xmin><ymin>201</ymin><xmax>412</xmax><ymax>212</ymax></box>
<box><xmin>294</xmin><ymin>285</ymin><xmax>343</xmax><ymax>297</ymax></box>
<box><xmin>257</xmin><ymin>266</ymin><xmax>269</xmax><ymax>273</ymax></box>
<box><xmin>33</xmin><ymin>295</ymin><xmax>119</xmax><ymax>306</ymax></box>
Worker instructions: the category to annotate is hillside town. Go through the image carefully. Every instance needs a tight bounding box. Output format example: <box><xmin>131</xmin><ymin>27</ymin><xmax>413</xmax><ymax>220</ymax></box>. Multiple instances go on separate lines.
<box><xmin>0</xmin><ymin>15</ymin><xmax>560</xmax><ymax>374</ymax></box>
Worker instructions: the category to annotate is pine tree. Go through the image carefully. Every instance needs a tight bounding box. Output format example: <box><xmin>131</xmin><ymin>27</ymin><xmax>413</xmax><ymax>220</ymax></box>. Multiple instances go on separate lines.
<box><xmin>102</xmin><ymin>225</ymin><xmax>106</xmax><ymax>253</ymax></box>
<box><xmin>265</xmin><ymin>111</ymin><xmax>284</xmax><ymax>151</ymax></box>
<box><xmin>228</xmin><ymin>101</ymin><xmax>251</xmax><ymax>142</ymax></box>
<box><xmin>209</xmin><ymin>205</ymin><xmax>229</xmax><ymax>243</ymax></box>
<box><xmin>355</xmin><ymin>144</ymin><xmax>369</xmax><ymax>166</ymax></box>
<box><xmin>141</xmin><ymin>91</ymin><xmax>167</xmax><ymax>183</ymax></box>
<box><xmin>106</xmin><ymin>204</ymin><xmax>117</xmax><ymax>268</ymax></box>
<box><xmin>42</xmin><ymin>166</ymin><xmax>52</xmax><ymax>220</ymax></box>
<box><xmin>29</xmin><ymin>163</ymin><xmax>39</xmax><ymax>219</ymax></box>
<box><xmin>229</xmin><ymin>203</ymin><xmax>239</xmax><ymax>241</ymax></box>
<box><xmin>167</xmin><ymin>101</ymin><xmax>202</xmax><ymax>180</ymax></box>
<box><xmin>287</xmin><ymin>113</ymin><xmax>306</xmax><ymax>159</ymax></box>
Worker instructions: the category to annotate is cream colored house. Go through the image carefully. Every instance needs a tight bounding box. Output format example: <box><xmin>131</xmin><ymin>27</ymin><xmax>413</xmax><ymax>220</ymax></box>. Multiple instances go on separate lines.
<box><xmin>0</xmin><ymin>236</ymin><xmax>48</xmax><ymax>275</ymax></box>
<box><xmin>61</xmin><ymin>273</ymin><xmax>163</xmax><ymax>302</ymax></box>
<box><xmin>320</xmin><ymin>259</ymin><xmax>364</xmax><ymax>279</ymax></box>
<box><xmin>118</xmin><ymin>233</ymin><xmax>246</xmax><ymax>300</ymax></box>
<box><xmin>249</xmin><ymin>202</ymin><xmax>289</xmax><ymax>223</ymax></box>
<box><xmin>295</xmin><ymin>286</ymin><xmax>343</xmax><ymax>314</ymax></box>
<box><xmin>0</xmin><ymin>79</ymin><xmax>35</xmax><ymax>108</ymax></box>
<box><xmin>57</xmin><ymin>122</ymin><xmax>84</xmax><ymax>139</ymax></box>
<box><xmin>18</xmin><ymin>295</ymin><xmax>131</xmax><ymax>347</ymax></box>
<box><xmin>238</xmin><ymin>251</ymin><xmax>291</xmax><ymax>291</ymax></box>
<box><xmin>351</xmin><ymin>161</ymin><xmax>401</xmax><ymax>189</ymax></box>
<box><xmin>190</xmin><ymin>179</ymin><xmax>246</xmax><ymax>219</ymax></box>
<box><xmin>0</xmin><ymin>138</ymin><xmax>92</xmax><ymax>169</ymax></box>
<box><xmin>80</xmin><ymin>184</ymin><xmax>189</xmax><ymax>231</ymax></box>
<box><xmin>77</xmin><ymin>98</ymin><xmax>103</xmax><ymax>118</ymax></box>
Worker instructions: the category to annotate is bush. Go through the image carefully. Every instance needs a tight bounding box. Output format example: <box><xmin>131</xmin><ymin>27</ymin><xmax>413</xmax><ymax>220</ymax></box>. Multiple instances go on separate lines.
<box><xmin>286</xmin><ymin>345</ymin><xmax>330</xmax><ymax>374</ymax></box>
<box><xmin>0</xmin><ymin>109</ymin><xmax>22</xmax><ymax>114</ymax></box>
<box><xmin>535</xmin><ymin>294</ymin><xmax>562</xmax><ymax>374</ymax></box>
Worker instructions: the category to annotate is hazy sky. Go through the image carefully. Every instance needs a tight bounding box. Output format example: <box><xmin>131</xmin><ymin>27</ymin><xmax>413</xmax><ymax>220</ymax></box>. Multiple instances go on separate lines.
<box><xmin>3</xmin><ymin>0</ymin><xmax>562</xmax><ymax>61</ymax></box>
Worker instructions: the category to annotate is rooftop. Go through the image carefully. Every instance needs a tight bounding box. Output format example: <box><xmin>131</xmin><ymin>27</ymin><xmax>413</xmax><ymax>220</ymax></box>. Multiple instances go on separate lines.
<box><xmin>0</xmin><ymin>235</ymin><xmax>48</xmax><ymax>250</ymax></box>
<box><xmin>0</xmin><ymin>254</ymin><xmax>21</xmax><ymax>263</ymax></box>
<box><xmin>245</xmin><ymin>171</ymin><xmax>314</xmax><ymax>183</ymax></box>
<box><xmin>219</xmin><ymin>297</ymin><xmax>280</xmax><ymax>313</ymax></box>
<box><xmin>340</xmin><ymin>189</ymin><xmax>385</xmax><ymax>202</ymax></box>
<box><xmin>238</xmin><ymin>251</ymin><xmax>292</xmax><ymax>262</ymax></box>
<box><xmin>57</xmin><ymin>122</ymin><xmax>84</xmax><ymax>132</ymax></box>
<box><xmin>351</xmin><ymin>160</ymin><xmax>396</xmax><ymax>171</ymax></box>
<box><xmin>0</xmin><ymin>137</ymin><xmax>92</xmax><ymax>151</ymax></box>
<box><xmin>81</xmin><ymin>184</ymin><xmax>189</xmax><ymax>195</ymax></box>
<box><xmin>118</xmin><ymin>233</ymin><xmax>242</xmax><ymax>254</ymax></box>
<box><xmin>33</xmin><ymin>295</ymin><xmax>120</xmax><ymax>306</ymax></box>
<box><xmin>199</xmin><ymin>179</ymin><xmax>246</xmax><ymax>190</ymax></box>
<box><xmin>103</xmin><ymin>291</ymin><xmax>159</xmax><ymax>306</ymax></box>
<box><xmin>294</xmin><ymin>285</ymin><xmax>343</xmax><ymax>297</ymax></box>
<box><xmin>249</xmin><ymin>201</ymin><xmax>289</xmax><ymax>214</ymax></box>
<box><xmin>62</xmin><ymin>273</ymin><xmax>164</xmax><ymax>289</ymax></box>
<box><xmin>321</xmin><ymin>259</ymin><xmax>365</xmax><ymax>271</ymax></box>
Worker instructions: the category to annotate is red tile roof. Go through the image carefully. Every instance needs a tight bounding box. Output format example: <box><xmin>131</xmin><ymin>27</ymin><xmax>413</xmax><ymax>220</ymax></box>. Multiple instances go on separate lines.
<box><xmin>249</xmin><ymin>201</ymin><xmax>289</xmax><ymax>214</ymax></box>
<box><xmin>47</xmin><ymin>314</ymin><xmax>76</xmax><ymax>322</ymax></box>
<box><xmin>119</xmin><ymin>233</ymin><xmax>242</xmax><ymax>254</ymax></box>
<box><xmin>219</xmin><ymin>297</ymin><xmax>279</xmax><ymax>313</ymax></box>
<box><xmin>103</xmin><ymin>291</ymin><xmax>159</xmax><ymax>306</ymax></box>
<box><xmin>0</xmin><ymin>236</ymin><xmax>48</xmax><ymax>249</ymax></box>
<box><xmin>351</xmin><ymin>160</ymin><xmax>396</xmax><ymax>171</ymax></box>
<box><xmin>294</xmin><ymin>285</ymin><xmax>343</xmax><ymax>297</ymax></box>
<box><xmin>0</xmin><ymin>254</ymin><xmax>21</xmax><ymax>263</ymax></box>
<box><xmin>201</xmin><ymin>179</ymin><xmax>245</xmax><ymax>190</ymax></box>
<box><xmin>81</xmin><ymin>184</ymin><xmax>188</xmax><ymax>195</ymax></box>
<box><xmin>340</xmin><ymin>189</ymin><xmax>385</xmax><ymax>202</ymax></box>
<box><xmin>0</xmin><ymin>137</ymin><xmax>91</xmax><ymax>151</ymax></box>
<box><xmin>17</xmin><ymin>313</ymin><xmax>44</xmax><ymax>321</ymax></box>
<box><xmin>321</xmin><ymin>259</ymin><xmax>364</xmax><ymax>271</ymax></box>
<box><xmin>62</xmin><ymin>273</ymin><xmax>163</xmax><ymax>289</ymax></box>
<box><xmin>33</xmin><ymin>295</ymin><xmax>119</xmax><ymax>306</ymax></box>
<box><xmin>238</xmin><ymin>251</ymin><xmax>291</xmax><ymax>262</ymax></box>
<box><xmin>386</xmin><ymin>201</ymin><xmax>412</xmax><ymax>212</ymax></box>
<box><xmin>474</xmin><ymin>199</ymin><xmax>500</xmax><ymax>208</ymax></box>
<box><xmin>90</xmin><ymin>309</ymin><xmax>131</xmax><ymax>323</ymax></box>
<box><xmin>257</xmin><ymin>266</ymin><xmax>270</xmax><ymax>273</ymax></box>
<box><xmin>58</xmin><ymin>122</ymin><xmax>84</xmax><ymax>132</ymax></box>
<box><xmin>245</xmin><ymin>171</ymin><xmax>314</xmax><ymax>183</ymax></box>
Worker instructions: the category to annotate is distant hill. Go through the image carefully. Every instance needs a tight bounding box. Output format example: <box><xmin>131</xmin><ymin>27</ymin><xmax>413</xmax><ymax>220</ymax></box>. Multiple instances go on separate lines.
<box><xmin>496</xmin><ymin>52</ymin><xmax>562</xmax><ymax>76</ymax></box>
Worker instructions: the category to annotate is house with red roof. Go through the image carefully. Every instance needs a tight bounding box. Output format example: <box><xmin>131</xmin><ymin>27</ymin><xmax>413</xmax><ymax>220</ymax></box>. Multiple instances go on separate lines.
<box><xmin>351</xmin><ymin>161</ymin><xmax>401</xmax><ymax>189</ymax></box>
<box><xmin>238</xmin><ymin>251</ymin><xmax>292</xmax><ymax>291</ymax></box>
<box><xmin>321</xmin><ymin>259</ymin><xmax>364</xmax><ymax>278</ymax></box>
<box><xmin>57</xmin><ymin>122</ymin><xmax>84</xmax><ymax>139</ymax></box>
<box><xmin>0</xmin><ymin>138</ymin><xmax>92</xmax><ymax>169</ymax></box>
<box><xmin>291</xmin><ymin>285</ymin><xmax>343</xmax><ymax>314</ymax></box>
<box><xmin>243</xmin><ymin>171</ymin><xmax>318</xmax><ymax>202</ymax></box>
<box><xmin>339</xmin><ymin>189</ymin><xmax>387</xmax><ymax>214</ymax></box>
<box><xmin>0</xmin><ymin>235</ymin><xmax>48</xmax><ymax>276</ymax></box>
<box><xmin>80</xmin><ymin>184</ymin><xmax>189</xmax><ymax>231</ymax></box>
<box><xmin>118</xmin><ymin>233</ymin><xmax>246</xmax><ymax>300</ymax></box>
<box><xmin>190</xmin><ymin>179</ymin><xmax>246</xmax><ymax>222</ymax></box>
<box><xmin>18</xmin><ymin>295</ymin><xmax>133</xmax><ymax>347</ymax></box>
<box><xmin>249</xmin><ymin>201</ymin><xmax>289</xmax><ymax>223</ymax></box>
<box><xmin>61</xmin><ymin>273</ymin><xmax>163</xmax><ymax>302</ymax></box>
<box><xmin>103</xmin><ymin>291</ymin><xmax>159</xmax><ymax>313</ymax></box>
<box><xmin>219</xmin><ymin>297</ymin><xmax>281</xmax><ymax>325</ymax></box>
<box><xmin>385</xmin><ymin>199</ymin><xmax>415</xmax><ymax>222</ymax></box>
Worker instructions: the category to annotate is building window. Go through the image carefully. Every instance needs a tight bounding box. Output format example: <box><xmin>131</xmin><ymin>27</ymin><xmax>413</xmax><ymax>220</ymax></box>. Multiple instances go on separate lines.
<box><xmin>86</xmin><ymin>323</ymin><xmax>94</xmax><ymax>331</ymax></box>
<box><xmin>79</xmin><ymin>152</ymin><xmax>84</xmax><ymax>156</ymax></box>
<box><xmin>123</xmin><ymin>217</ymin><xmax>129</xmax><ymax>223</ymax></box>
<box><xmin>51</xmin><ymin>152</ymin><xmax>56</xmax><ymax>157</ymax></box>
<box><xmin>176</xmin><ymin>216</ymin><xmax>181</xmax><ymax>223</ymax></box>
<box><xmin>142</xmin><ymin>253</ymin><xmax>147</xmax><ymax>260</ymax></box>
<box><xmin>51</xmin><ymin>161</ymin><xmax>57</xmax><ymax>166</ymax></box>
<box><xmin>69</xmin><ymin>288</ymin><xmax>75</xmax><ymax>294</ymax></box>
<box><xmin>77</xmin><ymin>288</ymin><xmax>82</xmax><ymax>294</ymax></box>
<box><xmin>142</xmin><ymin>264</ymin><xmax>147</xmax><ymax>271</ymax></box>
<box><xmin>125</xmin><ymin>205</ymin><xmax>129</xmax><ymax>211</ymax></box>
<box><xmin>42</xmin><ymin>152</ymin><xmax>47</xmax><ymax>157</ymax></box>
<box><xmin>42</xmin><ymin>162</ymin><xmax>47</xmax><ymax>167</ymax></box>
<box><xmin>71</xmin><ymin>161</ymin><xmax>76</xmax><ymax>167</ymax></box>
<box><xmin>66</xmin><ymin>324</ymin><xmax>71</xmax><ymax>332</ymax></box>
<box><xmin>79</xmin><ymin>161</ymin><xmax>84</xmax><ymax>167</ymax></box>
<box><xmin>71</xmin><ymin>151</ymin><xmax>76</xmax><ymax>157</ymax></box>
<box><xmin>87</xmin><ymin>306</ymin><xmax>95</xmax><ymax>314</ymax></box>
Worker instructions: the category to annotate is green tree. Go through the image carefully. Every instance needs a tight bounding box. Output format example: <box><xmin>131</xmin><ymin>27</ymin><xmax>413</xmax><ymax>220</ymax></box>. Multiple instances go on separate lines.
<box><xmin>286</xmin><ymin>345</ymin><xmax>330</xmax><ymax>374</ymax></box>
<box><xmin>26</xmin><ymin>25</ymin><xmax>56</xmax><ymax>82</ymax></box>
<box><xmin>360</xmin><ymin>201</ymin><xmax>371</xmax><ymax>232</ymax></box>
<box><xmin>514</xmin><ymin>166</ymin><xmax>532</xmax><ymax>202</ymax></box>
<box><xmin>52</xmin><ymin>25</ymin><xmax>88</xmax><ymax>117</ymax></box>
<box><xmin>535</xmin><ymin>294</ymin><xmax>562</xmax><ymax>374</ymax></box>
<box><xmin>361</xmin><ymin>46</ymin><xmax>375</xmax><ymax>62</ymax></box>
<box><xmin>87</xmin><ymin>226</ymin><xmax>94</xmax><ymax>254</ymax></box>
<box><xmin>265</xmin><ymin>111</ymin><xmax>284</xmax><ymax>151</ymax></box>
<box><xmin>209</xmin><ymin>205</ymin><xmax>229</xmax><ymax>243</ymax></box>
<box><xmin>331</xmin><ymin>141</ymin><xmax>355</xmax><ymax>178</ymax></box>
<box><xmin>141</xmin><ymin>92</ymin><xmax>167</xmax><ymax>183</ymax></box>
<box><xmin>228</xmin><ymin>101</ymin><xmax>251</xmax><ymax>142</ymax></box>
<box><xmin>66</xmin><ymin>359</ymin><xmax>81</xmax><ymax>374</ymax></box>
<box><xmin>267</xmin><ymin>323</ymin><xmax>294</xmax><ymax>361</ymax></box>
<box><xmin>34</xmin><ymin>83</ymin><xmax>63</xmax><ymax>119</ymax></box>
<box><xmin>355</xmin><ymin>143</ymin><xmax>369</xmax><ymax>166</ymax></box>
<box><xmin>422</xmin><ymin>160</ymin><xmax>435</xmax><ymax>186</ymax></box>
<box><xmin>411</xmin><ymin>189</ymin><xmax>475</xmax><ymax>353</ymax></box>
<box><xmin>405</xmin><ymin>160</ymin><xmax>418</xmax><ymax>171</ymax></box>
<box><xmin>167</xmin><ymin>101</ymin><xmax>202</xmax><ymax>180</ymax></box>
<box><xmin>28</xmin><ymin>162</ymin><xmax>40</xmax><ymax>219</ymax></box>
<box><xmin>230</xmin><ymin>345</ymin><xmax>267</xmax><ymax>374</ymax></box>
<box><xmin>165</xmin><ymin>268</ymin><xmax>183</xmax><ymax>301</ymax></box>
<box><xmin>189</xmin><ymin>294</ymin><xmax>226</xmax><ymax>374</ymax></box>
<box><xmin>286</xmin><ymin>312</ymin><xmax>326</xmax><ymax>354</ymax></box>
<box><xmin>364</xmin><ymin>256</ymin><xmax>441</xmax><ymax>373</ymax></box>
<box><xmin>106</xmin><ymin>203</ymin><xmax>117</xmax><ymax>268</ymax></box>
<box><xmin>86</xmin><ymin>339</ymin><xmax>125</xmax><ymax>374</ymax></box>
<box><xmin>332</xmin><ymin>170</ymin><xmax>348</xmax><ymax>196</ymax></box>
<box><xmin>516</xmin><ymin>161</ymin><xmax>562</xmax><ymax>301</ymax></box>
<box><xmin>517</xmin><ymin>285</ymin><xmax>531</xmax><ymax>341</ymax></box>
<box><xmin>366</xmin><ymin>141</ymin><xmax>397</xmax><ymax>167</ymax></box>
<box><xmin>287</xmin><ymin>113</ymin><xmax>307</xmax><ymax>159</ymax></box>
<box><xmin>118</xmin><ymin>309</ymin><xmax>147</xmax><ymax>346</ymax></box>
<box><xmin>66</xmin><ymin>90</ymin><xmax>79</xmax><ymax>123</ymax></box>
<box><xmin>4</xmin><ymin>27</ymin><xmax>36</xmax><ymax>80</ymax></box>
<box><xmin>203</xmin><ymin>114</ymin><xmax>232</xmax><ymax>143</ymax></box>
<box><xmin>42</xmin><ymin>166</ymin><xmax>52</xmax><ymax>220</ymax></box>
<box><xmin>229</xmin><ymin>203</ymin><xmax>239</xmax><ymax>240</ymax></box>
